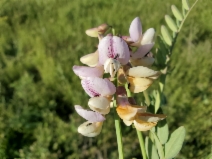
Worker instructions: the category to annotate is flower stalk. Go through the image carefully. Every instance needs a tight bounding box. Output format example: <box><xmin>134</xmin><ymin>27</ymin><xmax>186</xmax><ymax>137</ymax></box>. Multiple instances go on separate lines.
<box><xmin>113</xmin><ymin>99</ymin><xmax>124</xmax><ymax>159</ymax></box>
<box><xmin>136</xmin><ymin>130</ymin><xmax>147</xmax><ymax>159</ymax></box>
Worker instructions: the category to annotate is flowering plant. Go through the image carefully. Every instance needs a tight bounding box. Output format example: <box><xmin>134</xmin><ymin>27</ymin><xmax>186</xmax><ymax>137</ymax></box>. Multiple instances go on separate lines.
<box><xmin>72</xmin><ymin>0</ymin><xmax>198</xmax><ymax>158</ymax></box>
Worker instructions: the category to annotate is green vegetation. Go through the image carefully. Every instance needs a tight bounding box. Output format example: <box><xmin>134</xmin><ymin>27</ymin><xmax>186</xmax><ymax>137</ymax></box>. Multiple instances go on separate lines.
<box><xmin>0</xmin><ymin>0</ymin><xmax>211</xmax><ymax>158</ymax></box>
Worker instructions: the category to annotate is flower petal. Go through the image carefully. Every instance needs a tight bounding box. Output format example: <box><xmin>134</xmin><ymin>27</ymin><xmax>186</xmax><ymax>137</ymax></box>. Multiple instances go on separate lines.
<box><xmin>131</xmin><ymin>43</ymin><xmax>154</xmax><ymax>59</ymax></box>
<box><xmin>127</xmin><ymin>77</ymin><xmax>153</xmax><ymax>93</ymax></box>
<box><xmin>98</xmin><ymin>35</ymin><xmax>130</xmax><ymax>65</ymax></box>
<box><xmin>134</xmin><ymin>119</ymin><xmax>157</xmax><ymax>131</ymax></box>
<box><xmin>130</xmin><ymin>57</ymin><xmax>155</xmax><ymax>67</ymax></box>
<box><xmin>116</xmin><ymin>104</ymin><xmax>146</xmax><ymax>120</ymax></box>
<box><xmin>129</xmin><ymin>85</ymin><xmax>150</xmax><ymax>93</ymax></box>
<box><xmin>88</xmin><ymin>97</ymin><xmax>110</xmax><ymax>114</ymax></box>
<box><xmin>80</xmin><ymin>51</ymin><xmax>99</xmax><ymax>67</ymax></box>
<box><xmin>73</xmin><ymin>65</ymin><xmax>104</xmax><ymax>79</ymax></box>
<box><xmin>129</xmin><ymin>17</ymin><xmax>142</xmax><ymax>42</ymax></box>
<box><xmin>148</xmin><ymin>72</ymin><xmax>161</xmax><ymax>79</ymax></box>
<box><xmin>123</xmin><ymin>119</ymin><xmax>133</xmax><ymax>126</ymax></box>
<box><xmin>127</xmin><ymin>66</ymin><xmax>159</xmax><ymax>78</ymax></box>
<box><xmin>75</xmin><ymin>105</ymin><xmax>105</xmax><ymax>122</ymax></box>
<box><xmin>85</xmin><ymin>28</ymin><xmax>99</xmax><ymax>37</ymax></box>
<box><xmin>78</xmin><ymin>121</ymin><xmax>103</xmax><ymax>137</ymax></box>
<box><xmin>136</xmin><ymin>112</ymin><xmax>166</xmax><ymax>122</ymax></box>
<box><xmin>127</xmin><ymin>76</ymin><xmax>153</xmax><ymax>86</ymax></box>
<box><xmin>122</xmin><ymin>36</ymin><xmax>134</xmax><ymax>44</ymax></box>
<box><xmin>141</xmin><ymin>28</ymin><xmax>155</xmax><ymax>45</ymax></box>
<box><xmin>117</xmin><ymin>96</ymin><xmax>129</xmax><ymax>106</ymax></box>
<box><xmin>81</xmin><ymin>77</ymin><xmax>116</xmax><ymax>97</ymax></box>
<box><xmin>116</xmin><ymin>105</ymin><xmax>137</xmax><ymax>120</ymax></box>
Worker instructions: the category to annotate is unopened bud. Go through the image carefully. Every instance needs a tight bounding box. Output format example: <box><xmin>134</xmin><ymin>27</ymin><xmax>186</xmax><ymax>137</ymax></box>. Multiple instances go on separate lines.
<box><xmin>85</xmin><ymin>28</ymin><xmax>99</xmax><ymax>37</ymax></box>
<box><xmin>97</xmin><ymin>23</ymin><xmax>110</xmax><ymax>34</ymax></box>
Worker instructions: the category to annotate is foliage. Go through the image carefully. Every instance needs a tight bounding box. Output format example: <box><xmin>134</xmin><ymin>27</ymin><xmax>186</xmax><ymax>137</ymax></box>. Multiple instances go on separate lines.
<box><xmin>0</xmin><ymin>0</ymin><xmax>211</xmax><ymax>158</ymax></box>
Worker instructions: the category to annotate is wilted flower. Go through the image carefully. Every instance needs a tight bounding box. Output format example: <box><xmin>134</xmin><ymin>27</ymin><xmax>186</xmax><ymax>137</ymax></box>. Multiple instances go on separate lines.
<box><xmin>116</xmin><ymin>96</ymin><xmax>166</xmax><ymax>131</ymax></box>
<box><xmin>75</xmin><ymin>105</ymin><xmax>105</xmax><ymax>137</ymax></box>
<box><xmin>126</xmin><ymin>66</ymin><xmax>160</xmax><ymax>93</ymax></box>
<box><xmin>78</xmin><ymin>121</ymin><xmax>103</xmax><ymax>137</ymax></box>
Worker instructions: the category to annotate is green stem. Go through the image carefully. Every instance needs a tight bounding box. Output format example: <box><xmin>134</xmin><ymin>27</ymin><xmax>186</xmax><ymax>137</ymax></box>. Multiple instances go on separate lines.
<box><xmin>125</xmin><ymin>83</ymin><xmax>132</xmax><ymax>97</ymax></box>
<box><xmin>170</xmin><ymin>0</ymin><xmax>199</xmax><ymax>54</ymax></box>
<box><xmin>178</xmin><ymin>0</ymin><xmax>199</xmax><ymax>32</ymax></box>
<box><xmin>112</xmin><ymin>28</ymin><xmax>116</xmax><ymax>36</ymax></box>
<box><xmin>136</xmin><ymin>130</ymin><xmax>147</xmax><ymax>159</ymax></box>
<box><xmin>113</xmin><ymin>100</ymin><xmax>124</xmax><ymax>159</ymax></box>
<box><xmin>143</xmin><ymin>90</ymin><xmax>150</xmax><ymax>106</ymax></box>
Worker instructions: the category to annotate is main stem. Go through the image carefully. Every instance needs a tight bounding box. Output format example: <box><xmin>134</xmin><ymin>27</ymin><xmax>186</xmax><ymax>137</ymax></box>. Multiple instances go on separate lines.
<box><xmin>113</xmin><ymin>98</ymin><xmax>124</xmax><ymax>159</ymax></box>
<box><xmin>136</xmin><ymin>130</ymin><xmax>147</xmax><ymax>159</ymax></box>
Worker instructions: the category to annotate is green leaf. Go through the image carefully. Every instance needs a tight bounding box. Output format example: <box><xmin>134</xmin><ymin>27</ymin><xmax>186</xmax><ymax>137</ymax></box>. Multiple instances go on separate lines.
<box><xmin>157</xmin><ymin>119</ymin><xmax>169</xmax><ymax>144</ymax></box>
<box><xmin>165</xmin><ymin>126</ymin><xmax>186</xmax><ymax>159</ymax></box>
<box><xmin>154</xmin><ymin>90</ymin><xmax>160</xmax><ymax>113</ymax></box>
<box><xmin>155</xmin><ymin>36</ymin><xmax>169</xmax><ymax>68</ymax></box>
<box><xmin>151</xmin><ymin>131</ymin><xmax>165</xmax><ymax>159</ymax></box>
<box><xmin>205</xmin><ymin>153</ymin><xmax>212</xmax><ymax>159</ymax></box>
<box><xmin>145</xmin><ymin>137</ymin><xmax>159</xmax><ymax>159</ymax></box>
<box><xmin>161</xmin><ymin>25</ymin><xmax>172</xmax><ymax>46</ymax></box>
<box><xmin>165</xmin><ymin>15</ymin><xmax>178</xmax><ymax>32</ymax></box>
<box><xmin>182</xmin><ymin>0</ymin><xmax>190</xmax><ymax>10</ymax></box>
<box><xmin>171</xmin><ymin>5</ymin><xmax>183</xmax><ymax>21</ymax></box>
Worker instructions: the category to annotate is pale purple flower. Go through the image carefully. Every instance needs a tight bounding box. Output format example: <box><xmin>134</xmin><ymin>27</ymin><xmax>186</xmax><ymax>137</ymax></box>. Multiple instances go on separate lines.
<box><xmin>75</xmin><ymin>105</ymin><xmax>105</xmax><ymax>122</ymax></box>
<box><xmin>98</xmin><ymin>35</ymin><xmax>130</xmax><ymax>65</ymax></box>
<box><xmin>129</xmin><ymin>17</ymin><xmax>155</xmax><ymax>59</ymax></box>
<box><xmin>81</xmin><ymin>77</ymin><xmax>116</xmax><ymax>97</ymax></box>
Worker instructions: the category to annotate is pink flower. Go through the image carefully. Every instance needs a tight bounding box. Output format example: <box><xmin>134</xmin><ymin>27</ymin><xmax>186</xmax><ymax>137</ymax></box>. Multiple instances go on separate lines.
<box><xmin>81</xmin><ymin>77</ymin><xmax>116</xmax><ymax>97</ymax></box>
<box><xmin>72</xmin><ymin>65</ymin><xmax>104</xmax><ymax>79</ymax></box>
<box><xmin>129</xmin><ymin>17</ymin><xmax>155</xmax><ymax>59</ymax></box>
<box><xmin>75</xmin><ymin>105</ymin><xmax>105</xmax><ymax>122</ymax></box>
<box><xmin>98</xmin><ymin>35</ymin><xmax>130</xmax><ymax>65</ymax></box>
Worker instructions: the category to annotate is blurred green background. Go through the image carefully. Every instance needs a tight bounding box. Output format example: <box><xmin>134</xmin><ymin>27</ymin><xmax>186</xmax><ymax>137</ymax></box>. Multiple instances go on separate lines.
<box><xmin>0</xmin><ymin>0</ymin><xmax>211</xmax><ymax>158</ymax></box>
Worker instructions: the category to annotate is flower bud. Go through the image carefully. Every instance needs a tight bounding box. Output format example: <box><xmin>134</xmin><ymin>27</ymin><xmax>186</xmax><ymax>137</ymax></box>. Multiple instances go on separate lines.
<box><xmin>97</xmin><ymin>23</ymin><xmax>110</xmax><ymax>34</ymax></box>
<box><xmin>141</xmin><ymin>28</ymin><xmax>155</xmax><ymax>45</ymax></box>
<box><xmin>85</xmin><ymin>28</ymin><xmax>99</xmax><ymax>37</ymax></box>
